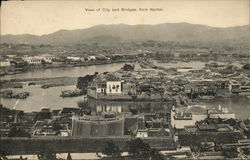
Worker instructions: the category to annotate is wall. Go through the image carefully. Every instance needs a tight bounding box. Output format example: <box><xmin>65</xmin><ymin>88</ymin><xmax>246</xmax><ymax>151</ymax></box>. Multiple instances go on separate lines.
<box><xmin>106</xmin><ymin>81</ymin><xmax>122</xmax><ymax>94</ymax></box>
<box><xmin>72</xmin><ymin>118</ymin><xmax>124</xmax><ymax>137</ymax></box>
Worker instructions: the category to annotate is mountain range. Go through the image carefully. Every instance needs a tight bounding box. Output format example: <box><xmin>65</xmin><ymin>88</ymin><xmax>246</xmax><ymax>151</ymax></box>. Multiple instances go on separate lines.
<box><xmin>1</xmin><ymin>23</ymin><xmax>249</xmax><ymax>45</ymax></box>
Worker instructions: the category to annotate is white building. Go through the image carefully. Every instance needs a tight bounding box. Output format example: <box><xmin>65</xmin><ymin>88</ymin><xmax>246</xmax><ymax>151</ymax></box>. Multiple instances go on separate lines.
<box><xmin>66</xmin><ymin>56</ymin><xmax>82</xmax><ymax>61</ymax></box>
<box><xmin>88</xmin><ymin>56</ymin><xmax>96</xmax><ymax>60</ymax></box>
<box><xmin>106</xmin><ymin>81</ymin><xmax>122</xmax><ymax>94</ymax></box>
<box><xmin>39</xmin><ymin>54</ymin><xmax>55</xmax><ymax>63</ymax></box>
<box><xmin>22</xmin><ymin>56</ymin><xmax>42</xmax><ymax>65</ymax></box>
<box><xmin>6</xmin><ymin>55</ymin><xmax>17</xmax><ymax>58</ymax></box>
<box><xmin>136</xmin><ymin>129</ymin><xmax>148</xmax><ymax>138</ymax></box>
<box><xmin>0</xmin><ymin>59</ymin><xmax>11</xmax><ymax>67</ymax></box>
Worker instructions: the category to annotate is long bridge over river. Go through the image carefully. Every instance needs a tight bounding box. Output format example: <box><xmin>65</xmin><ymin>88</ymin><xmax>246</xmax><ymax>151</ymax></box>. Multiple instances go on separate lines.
<box><xmin>0</xmin><ymin>137</ymin><xmax>175</xmax><ymax>156</ymax></box>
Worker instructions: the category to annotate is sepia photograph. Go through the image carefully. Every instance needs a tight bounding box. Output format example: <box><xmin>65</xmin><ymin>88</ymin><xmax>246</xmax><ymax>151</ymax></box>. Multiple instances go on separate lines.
<box><xmin>0</xmin><ymin>0</ymin><xmax>250</xmax><ymax>159</ymax></box>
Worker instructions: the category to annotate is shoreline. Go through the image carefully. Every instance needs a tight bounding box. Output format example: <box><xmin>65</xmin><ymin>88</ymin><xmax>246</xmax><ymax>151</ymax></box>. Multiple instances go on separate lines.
<box><xmin>0</xmin><ymin>76</ymin><xmax>77</xmax><ymax>89</ymax></box>
<box><xmin>0</xmin><ymin>59</ymin><xmax>137</xmax><ymax>77</ymax></box>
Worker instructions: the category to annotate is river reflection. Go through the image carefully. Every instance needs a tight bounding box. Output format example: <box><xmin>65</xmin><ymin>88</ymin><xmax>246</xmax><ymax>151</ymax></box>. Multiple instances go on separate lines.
<box><xmin>1</xmin><ymin>63</ymin><xmax>249</xmax><ymax>120</ymax></box>
<box><xmin>88</xmin><ymin>99</ymin><xmax>170</xmax><ymax>114</ymax></box>
<box><xmin>1</xmin><ymin>84</ymin><xmax>249</xmax><ymax>119</ymax></box>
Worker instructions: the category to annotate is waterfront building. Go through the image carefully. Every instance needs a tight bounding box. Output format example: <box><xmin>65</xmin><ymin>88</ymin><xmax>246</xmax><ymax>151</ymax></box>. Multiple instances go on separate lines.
<box><xmin>39</xmin><ymin>54</ymin><xmax>55</xmax><ymax>63</ymax></box>
<box><xmin>66</xmin><ymin>56</ymin><xmax>82</xmax><ymax>61</ymax></box>
<box><xmin>88</xmin><ymin>56</ymin><xmax>96</xmax><ymax>60</ymax></box>
<box><xmin>87</xmin><ymin>73</ymin><xmax>132</xmax><ymax>99</ymax></box>
<box><xmin>51</xmin><ymin>58</ymin><xmax>65</xmax><ymax>65</ymax></box>
<box><xmin>22</xmin><ymin>56</ymin><xmax>42</xmax><ymax>65</ymax></box>
<box><xmin>190</xmin><ymin>79</ymin><xmax>231</xmax><ymax>97</ymax></box>
<box><xmin>106</xmin><ymin>81</ymin><xmax>122</xmax><ymax>94</ymax></box>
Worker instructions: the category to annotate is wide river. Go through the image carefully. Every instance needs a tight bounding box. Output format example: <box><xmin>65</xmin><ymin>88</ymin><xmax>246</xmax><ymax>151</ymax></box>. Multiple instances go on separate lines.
<box><xmin>1</xmin><ymin>62</ymin><xmax>249</xmax><ymax>120</ymax></box>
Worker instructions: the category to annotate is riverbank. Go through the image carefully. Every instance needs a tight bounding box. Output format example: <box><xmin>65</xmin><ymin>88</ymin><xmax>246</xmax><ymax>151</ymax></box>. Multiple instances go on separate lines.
<box><xmin>0</xmin><ymin>76</ymin><xmax>77</xmax><ymax>89</ymax></box>
<box><xmin>0</xmin><ymin>59</ymin><xmax>137</xmax><ymax>77</ymax></box>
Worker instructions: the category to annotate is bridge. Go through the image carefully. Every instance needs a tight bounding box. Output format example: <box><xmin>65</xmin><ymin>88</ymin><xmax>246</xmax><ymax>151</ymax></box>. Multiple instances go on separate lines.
<box><xmin>0</xmin><ymin>136</ymin><xmax>176</xmax><ymax>156</ymax></box>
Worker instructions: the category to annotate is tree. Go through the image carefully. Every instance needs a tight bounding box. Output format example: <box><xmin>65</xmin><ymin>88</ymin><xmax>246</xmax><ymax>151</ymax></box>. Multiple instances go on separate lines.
<box><xmin>101</xmin><ymin>141</ymin><xmax>122</xmax><ymax>159</ymax></box>
<box><xmin>150</xmin><ymin>148</ymin><xmax>164</xmax><ymax>160</ymax></box>
<box><xmin>37</xmin><ymin>149</ymin><xmax>61</xmax><ymax>160</ymax></box>
<box><xmin>122</xmin><ymin>64</ymin><xmax>134</xmax><ymax>71</ymax></box>
<box><xmin>77</xmin><ymin>101</ymin><xmax>91</xmax><ymax>115</ymax></box>
<box><xmin>128</xmin><ymin>89</ymin><xmax>138</xmax><ymax>111</ymax></box>
<box><xmin>242</xmin><ymin>64</ymin><xmax>250</xmax><ymax>70</ymax></box>
<box><xmin>76</xmin><ymin>73</ymin><xmax>98</xmax><ymax>93</ymax></box>
<box><xmin>127</xmin><ymin>138</ymin><xmax>151</xmax><ymax>158</ymax></box>
<box><xmin>8</xmin><ymin>126</ymin><xmax>31</xmax><ymax>137</ymax></box>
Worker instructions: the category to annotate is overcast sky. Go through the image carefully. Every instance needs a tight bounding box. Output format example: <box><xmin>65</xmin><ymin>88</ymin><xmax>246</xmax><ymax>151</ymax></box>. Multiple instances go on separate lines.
<box><xmin>1</xmin><ymin>0</ymin><xmax>249</xmax><ymax>35</ymax></box>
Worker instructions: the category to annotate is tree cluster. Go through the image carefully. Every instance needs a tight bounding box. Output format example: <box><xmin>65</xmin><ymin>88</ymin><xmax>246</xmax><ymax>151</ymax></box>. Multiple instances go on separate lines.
<box><xmin>101</xmin><ymin>138</ymin><xmax>164</xmax><ymax>160</ymax></box>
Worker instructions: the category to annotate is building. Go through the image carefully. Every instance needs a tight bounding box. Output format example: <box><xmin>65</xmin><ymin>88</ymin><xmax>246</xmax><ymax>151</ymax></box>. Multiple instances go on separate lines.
<box><xmin>88</xmin><ymin>56</ymin><xmax>96</xmax><ymax>60</ymax></box>
<box><xmin>0</xmin><ymin>59</ymin><xmax>11</xmax><ymax>67</ymax></box>
<box><xmin>171</xmin><ymin>105</ymin><xmax>235</xmax><ymax>130</ymax></box>
<box><xmin>22</xmin><ymin>56</ymin><xmax>42</xmax><ymax>65</ymax></box>
<box><xmin>87</xmin><ymin>73</ymin><xmax>130</xmax><ymax>99</ymax></box>
<box><xmin>51</xmin><ymin>58</ymin><xmax>65</xmax><ymax>65</ymax></box>
<box><xmin>66</xmin><ymin>56</ymin><xmax>83</xmax><ymax>62</ymax></box>
<box><xmin>72</xmin><ymin>113</ymin><xmax>124</xmax><ymax>137</ymax></box>
<box><xmin>6</xmin><ymin>55</ymin><xmax>17</xmax><ymax>58</ymax></box>
<box><xmin>39</xmin><ymin>54</ymin><xmax>55</xmax><ymax>63</ymax></box>
<box><xmin>136</xmin><ymin>129</ymin><xmax>148</xmax><ymax>137</ymax></box>
<box><xmin>229</xmin><ymin>80</ymin><xmax>241</xmax><ymax>94</ymax></box>
<box><xmin>106</xmin><ymin>81</ymin><xmax>122</xmax><ymax>94</ymax></box>
<box><xmin>190</xmin><ymin>79</ymin><xmax>231</xmax><ymax>97</ymax></box>
<box><xmin>31</xmin><ymin>120</ymin><xmax>57</xmax><ymax>136</ymax></box>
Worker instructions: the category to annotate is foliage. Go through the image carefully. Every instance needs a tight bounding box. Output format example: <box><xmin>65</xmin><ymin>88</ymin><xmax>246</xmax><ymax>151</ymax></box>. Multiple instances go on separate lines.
<box><xmin>101</xmin><ymin>141</ymin><xmax>122</xmax><ymax>159</ymax></box>
<box><xmin>126</xmin><ymin>138</ymin><xmax>164</xmax><ymax>160</ymax></box>
<box><xmin>127</xmin><ymin>138</ymin><xmax>151</xmax><ymax>158</ymax></box>
<box><xmin>8</xmin><ymin>126</ymin><xmax>31</xmax><ymax>137</ymax></box>
<box><xmin>34</xmin><ymin>111</ymin><xmax>52</xmax><ymax>121</ymax></box>
<box><xmin>77</xmin><ymin>101</ymin><xmax>91</xmax><ymax>115</ymax></box>
<box><xmin>37</xmin><ymin>146</ymin><xmax>64</xmax><ymax>160</ymax></box>
<box><xmin>150</xmin><ymin>148</ymin><xmax>164</xmax><ymax>160</ymax></box>
<box><xmin>122</xmin><ymin>64</ymin><xmax>134</xmax><ymax>71</ymax></box>
<box><xmin>76</xmin><ymin>72</ymin><xmax>98</xmax><ymax>93</ymax></box>
<box><xmin>242</xmin><ymin>64</ymin><xmax>250</xmax><ymax>70</ymax></box>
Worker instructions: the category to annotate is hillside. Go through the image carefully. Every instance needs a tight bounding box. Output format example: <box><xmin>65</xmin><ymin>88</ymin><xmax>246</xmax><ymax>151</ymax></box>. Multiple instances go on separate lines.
<box><xmin>1</xmin><ymin>23</ymin><xmax>249</xmax><ymax>45</ymax></box>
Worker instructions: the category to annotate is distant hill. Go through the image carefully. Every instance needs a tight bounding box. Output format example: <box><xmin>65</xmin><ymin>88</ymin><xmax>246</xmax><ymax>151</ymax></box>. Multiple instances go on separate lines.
<box><xmin>1</xmin><ymin>23</ymin><xmax>249</xmax><ymax>45</ymax></box>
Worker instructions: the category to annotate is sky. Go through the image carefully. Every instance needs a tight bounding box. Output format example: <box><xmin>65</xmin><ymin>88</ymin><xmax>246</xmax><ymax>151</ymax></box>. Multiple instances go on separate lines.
<box><xmin>1</xmin><ymin>0</ymin><xmax>249</xmax><ymax>35</ymax></box>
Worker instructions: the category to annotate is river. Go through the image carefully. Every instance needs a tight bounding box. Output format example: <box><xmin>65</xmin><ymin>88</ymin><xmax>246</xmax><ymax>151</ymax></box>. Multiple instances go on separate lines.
<box><xmin>1</xmin><ymin>63</ymin><xmax>135</xmax><ymax>80</ymax></box>
<box><xmin>1</xmin><ymin>62</ymin><xmax>249</xmax><ymax>120</ymax></box>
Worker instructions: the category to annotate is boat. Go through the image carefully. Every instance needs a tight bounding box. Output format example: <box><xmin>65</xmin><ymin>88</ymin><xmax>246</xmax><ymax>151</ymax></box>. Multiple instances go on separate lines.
<box><xmin>28</xmin><ymin>82</ymin><xmax>36</xmax><ymax>86</ymax></box>
<box><xmin>13</xmin><ymin>85</ymin><xmax>23</xmax><ymax>88</ymax></box>
<box><xmin>60</xmin><ymin>89</ymin><xmax>83</xmax><ymax>98</ymax></box>
<box><xmin>41</xmin><ymin>84</ymin><xmax>61</xmax><ymax>89</ymax></box>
